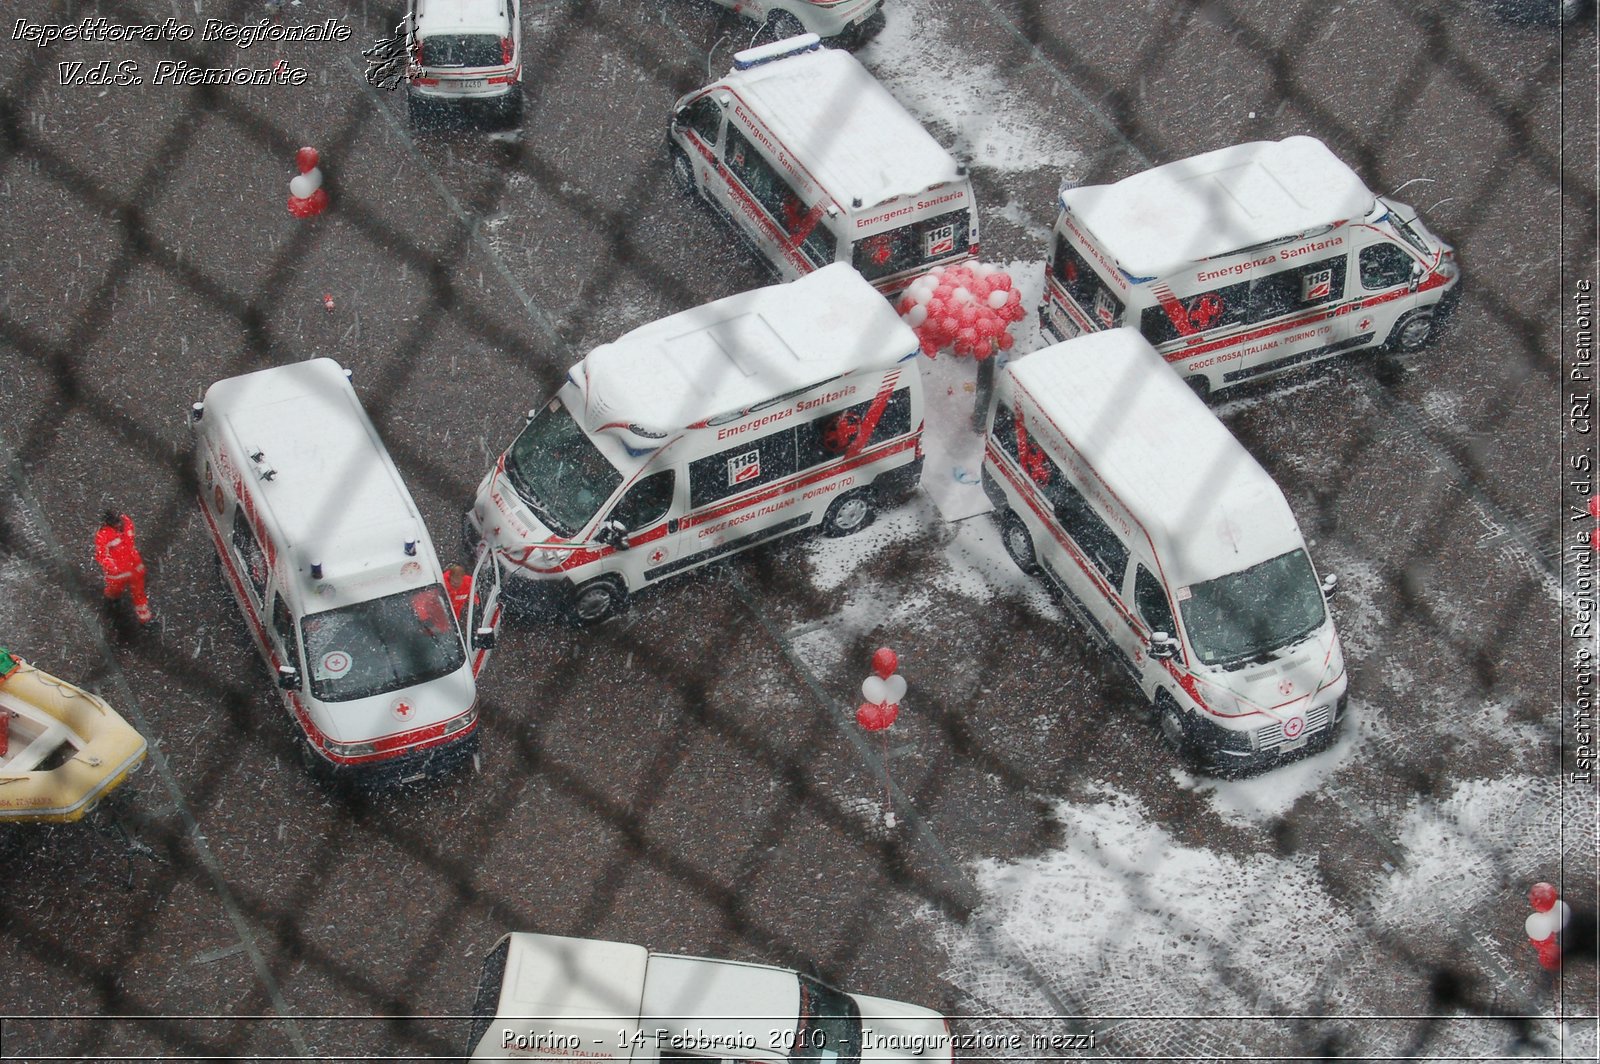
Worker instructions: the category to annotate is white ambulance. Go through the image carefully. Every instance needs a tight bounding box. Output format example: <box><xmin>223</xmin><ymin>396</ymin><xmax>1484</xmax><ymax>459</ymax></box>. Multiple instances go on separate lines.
<box><xmin>668</xmin><ymin>36</ymin><xmax>978</xmax><ymax>297</ymax></box>
<box><xmin>192</xmin><ymin>358</ymin><xmax>486</xmax><ymax>784</ymax></box>
<box><xmin>466</xmin><ymin>264</ymin><xmax>924</xmax><ymax>624</ymax></box>
<box><xmin>980</xmin><ymin>329</ymin><xmax>1348</xmax><ymax>774</ymax></box>
<box><xmin>1041</xmin><ymin>136</ymin><xmax>1461</xmax><ymax>397</ymax></box>
<box><xmin>464</xmin><ymin>932</ymin><xmax>953</xmax><ymax>1063</ymax></box>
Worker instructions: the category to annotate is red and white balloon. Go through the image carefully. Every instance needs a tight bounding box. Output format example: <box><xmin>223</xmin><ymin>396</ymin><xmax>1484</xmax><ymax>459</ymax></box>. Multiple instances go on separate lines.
<box><xmin>896</xmin><ymin>262</ymin><xmax>1027</xmax><ymax>360</ymax></box>
<box><xmin>288</xmin><ymin>146</ymin><xmax>329</xmax><ymax>219</ymax></box>
<box><xmin>856</xmin><ymin>646</ymin><xmax>906</xmax><ymax>732</ymax></box>
<box><xmin>1525</xmin><ymin>881</ymin><xmax>1570</xmax><ymax>971</ymax></box>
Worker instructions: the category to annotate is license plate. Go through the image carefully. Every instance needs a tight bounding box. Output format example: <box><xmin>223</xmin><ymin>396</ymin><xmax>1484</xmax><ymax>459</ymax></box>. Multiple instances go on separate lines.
<box><xmin>454</xmin><ymin>78</ymin><xmax>487</xmax><ymax>90</ymax></box>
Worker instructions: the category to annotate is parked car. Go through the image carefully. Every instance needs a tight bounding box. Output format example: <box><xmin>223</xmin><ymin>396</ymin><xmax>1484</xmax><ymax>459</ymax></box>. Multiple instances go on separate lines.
<box><xmin>464</xmin><ymin>932</ymin><xmax>953</xmax><ymax>1063</ymax></box>
<box><xmin>404</xmin><ymin>0</ymin><xmax>522</xmax><ymax>124</ymax></box>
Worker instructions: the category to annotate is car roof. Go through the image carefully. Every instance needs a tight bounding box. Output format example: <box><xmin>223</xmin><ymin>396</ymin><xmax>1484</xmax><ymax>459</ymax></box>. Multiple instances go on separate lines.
<box><xmin>574</xmin><ymin>264</ymin><xmax>917</xmax><ymax>439</ymax></box>
<box><xmin>1007</xmin><ymin>329</ymin><xmax>1305</xmax><ymax>587</ymax></box>
<box><xmin>717</xmin><ymin>44</ymin><xmax>963</xmax><ymax>210</ymax></box>
<box><xmin>1060</xmin><ymin>136</ymin><xmax>1375</xmax><ymax>280</ymax></box>
<box><xmin>414</xmin><ymin>0</ymin><xmax>511</xmax><ymax>34</ymax></box>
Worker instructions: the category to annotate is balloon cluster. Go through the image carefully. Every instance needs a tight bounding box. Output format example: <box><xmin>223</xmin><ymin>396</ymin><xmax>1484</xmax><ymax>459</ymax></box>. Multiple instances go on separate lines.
<box><xmin>856</xmin><ymin>647</ymin><xmax>905</xmax><ymax>732</ymax></box>
<box><xmin>288</xmin><ymin>146</ymin><xmax>329</xmax><ymax>219</ymax></box>
<box><xmin>1526</xmin><ymin>882</ymin><xmax>1570</xmax><ymax>971</ymax></box>
<box><xmin>897</xmin><ymin>263</ymin><xmax>1026</xmax><ymax>360</ymax></box>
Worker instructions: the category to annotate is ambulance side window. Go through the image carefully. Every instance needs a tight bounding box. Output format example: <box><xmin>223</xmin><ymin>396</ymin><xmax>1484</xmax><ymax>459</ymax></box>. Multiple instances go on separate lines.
<box><xmin>989</xmin><ymin>403</ymin><xmax>1020</xmax><ymax>459</ymax></box>
<box><xmin>271</xmin><ymin>594</ymin><xmax>302</xmax><ymax>680</ymax></box>
<box><xmin>1245</xmin><ymin>254</ymin><xmax>1348</xmax><ymax>323</ymax></box>
<box><xmin>1133</xmin><ymin>565</ymin><xmax>1176</xmax><ymax>636</ymax></box>
<box><xmin>1360</xmin><ymin>243</ymin><xmax>1414</xmax><ymax>290</ymax></box>
<box><xmin>1040</xmin><ymin>457</ymin><xmax>1128</xmax><ymax>584</ymax></box>
<box><xmin>610</xmin><ymin>470</ymin><xmax>675</xmax><ymax>531</ymax></box>
<box><xmin>231</xmin><ymin>510</ymin><xmax>269</xmax><ymax>601</ymax></box>
<box><xmin>724</xmin><ymin>127</ymin><xmax>829</xmax><ymax>266</ymax></box>
<box><xmin>794</xmin><ymin>389</ymin><xmax>913</xmax><ymax>469</ymax></box>
<box><xmin>1049</xmin><ymin>234</ymin><xmax>1124</xmax><ymax>327</ymax></box>
<box><xmin>683</xmin><ymin>97</ymin><xmax>721</xmax><ymax>144</ymax></box>
<box><xmin>1139</xmin><ymin>277</ymin><xmax>1251</xmax><ymax>345</ymax></box>
<box><xmin>688</xmin><ymin>430</ymin><xmax>799</xmax><ymax>509</ymax></box>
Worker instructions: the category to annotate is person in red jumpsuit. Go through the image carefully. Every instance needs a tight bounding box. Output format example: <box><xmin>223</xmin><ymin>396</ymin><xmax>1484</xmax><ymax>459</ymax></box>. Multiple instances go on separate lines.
<box><xmin>443</xmin><ymin>563</ymin><xmax>473</xmax><ymax>619</ymax></box>
<box><xmin>94</xmin><ymin>510</ymin><xmax>153</xmax><ymax>623</ymax></box>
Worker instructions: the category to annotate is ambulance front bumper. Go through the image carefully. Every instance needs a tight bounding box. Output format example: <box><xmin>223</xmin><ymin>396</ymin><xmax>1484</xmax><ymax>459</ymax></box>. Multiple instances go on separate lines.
<box><xmin>1189</xmin><ymin>694</ymin><xmax>1346</xmax><ymax>777</ymax></box>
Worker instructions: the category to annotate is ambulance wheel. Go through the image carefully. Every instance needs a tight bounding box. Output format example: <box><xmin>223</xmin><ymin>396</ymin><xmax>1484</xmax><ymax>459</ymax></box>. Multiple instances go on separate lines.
<box><xmin>1388</xmin><ymin>309</ymin><xmax>1436</xmax><ymax>353</ymax></box>
<box><xmin>1155</xmin><ymin>693</ymin><xmax>1193</xmax><ymax>762</ymax></box>
<box><xmin>568</xmin><ymin>576</ymin><xmax>626</xmax><ymax>625</ymax></box>
<box><xmin>669</xmin><ymin>148</ymin><xmax>695</xmax><ymax>197</ymax></box>
<box><xmin>1183</xmin><ymin>375</ymin><xmax>1211</xmax><ymax>402</ymax></box>
<box><xmin>1000</xmin><ymin>511</ymin><xmax>1039</xmax><ymax>573</ymax></box>
<box><xmin>821</xmin><ymin>489</ymin><xmax>876</xmax><ymax>537</ymax></box>
<box><xmin>761</xmin><ymin>12</ymin><xmax>806</xmax><ymax>42</ymax></box>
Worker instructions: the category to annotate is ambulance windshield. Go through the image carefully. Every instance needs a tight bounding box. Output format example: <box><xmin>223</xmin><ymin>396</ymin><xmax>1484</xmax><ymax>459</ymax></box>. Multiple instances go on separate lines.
<box><xmin>1179</xmin><ymin>549</ymin><xmax>1326</xmax><ymax>667</ymax></box>
<box><xmin>504</xmin><ymin>399</ymin><xmax>623</xmax><ymax>538</ymax></box>
<box><xmin>302</xmin><ymin>585</ymin><xmax>466</xmax><ymax>702</ymax></box>
<box><xmin>794</xmin><ymin>975</ymin><xmax>861</xmax><ymax>1064</ymax></box>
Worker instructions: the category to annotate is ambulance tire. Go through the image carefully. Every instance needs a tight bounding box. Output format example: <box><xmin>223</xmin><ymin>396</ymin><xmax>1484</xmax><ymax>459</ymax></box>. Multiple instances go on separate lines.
<box><xmin>821</xmin><ymin>488</ymin><xmax>876</xmax><ymax>537</ymax></box>
<box><xmin>1387</xmin><ymin>309</ymin><xmax>1436</xmax><ymax>353</ymax></box>
<box><xmin>1155</xmin><ymin>692</ymin><xmax>1195</xmax><ymax>764</ymax></box>
<box><xmin>568</xmin><ymin>576</ymin><xmax>626</xmax><ymax>625</ymax></box>
<box><xmin>670</xmin><ymin>148</ymin><xmax>696</xmax><ymax>197</ymax></box>
<box><xmin>1183</xmin><ymin>375</ymin><xmax>1211</xmax><ymax>402</ymax></box>
<box><xmin>1000</xmin><ymin>511</ymin><xmax>1039</xmax><ymax>574</ymax></box>
<box><xmin>761</xmin><ymin>12</ymin><xmax>806</xmax><ymax>42</ymax></box>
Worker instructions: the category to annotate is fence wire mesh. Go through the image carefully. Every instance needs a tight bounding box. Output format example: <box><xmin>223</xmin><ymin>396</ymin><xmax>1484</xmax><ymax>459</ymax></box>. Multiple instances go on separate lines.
<box><xmin>1</xmin><ymin>0</ymin><xmax>1597</xmax><ymax>1061</ymax></box>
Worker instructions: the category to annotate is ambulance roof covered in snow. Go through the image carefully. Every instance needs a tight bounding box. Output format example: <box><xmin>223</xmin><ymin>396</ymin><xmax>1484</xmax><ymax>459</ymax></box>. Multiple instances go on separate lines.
<box><xmin>1059</xmin><ymin>136</ymin><xmax>1375</xmax><ymax>279</ymax></box>
<box><xmin>640</xmin><ymin>955</ymin><xmax>795</xmax><ymax>1062</ymax></box>
<box><xmin>202</xmin><ymin>358</ymin><xmax>428</xmax><ymax>584</ymax></box>
<box><xmin>720</xmin><ymin>44</ymin><xmax>963</xmax><ymax>210</ymax></box>
<box><xmin>1009</xmin><ymin>329</ymin><xmax>1305</xmax><ymax>587</ymax></box>
<box><xmin>493</xmin><ymin>934</ymin><xmax>649</xmax><ymax>1050</ymax></box>
<box><xmin>576</xmin><ymin>264</ymin><xmax>916</xmax><ymax>438</ymax></box>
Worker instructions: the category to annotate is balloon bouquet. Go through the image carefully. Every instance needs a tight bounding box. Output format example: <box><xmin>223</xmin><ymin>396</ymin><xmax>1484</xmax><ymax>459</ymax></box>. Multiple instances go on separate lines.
<box><xmin>896</xmin><ymin>262</ymin><xmax>1028</xmax><ymax>430</ymax></box>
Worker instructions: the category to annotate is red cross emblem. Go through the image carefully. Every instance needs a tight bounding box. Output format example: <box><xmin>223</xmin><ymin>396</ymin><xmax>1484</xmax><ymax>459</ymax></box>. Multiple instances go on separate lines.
<box><xmin>391</xmin><ymin>699</ymin><xmax>415</xmax><ymax>721</ymax></box>
<box><xmin>649</xmin><ymin>548</ymin><xmax>666</xmax><ymax>565</ymax></box>
<box><xmin>1358</xmin><ymin>317</ymin><xmax>1373</xmax><ymax>331</ymax></box>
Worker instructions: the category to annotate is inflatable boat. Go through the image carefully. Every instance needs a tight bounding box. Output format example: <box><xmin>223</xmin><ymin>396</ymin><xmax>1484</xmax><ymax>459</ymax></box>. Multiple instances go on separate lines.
<box><xmin>0</xmin><ymin>650</ymin><xmax>148</xmax><ymax>823</ymax></box>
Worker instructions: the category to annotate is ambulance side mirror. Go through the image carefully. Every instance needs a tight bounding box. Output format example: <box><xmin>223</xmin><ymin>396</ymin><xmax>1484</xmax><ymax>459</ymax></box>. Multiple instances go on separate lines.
<box><xmin>1321</xmin><ymin>572</ymin><xmax>1339</xmax><ymax>597</ymax></box>
<box><xmin>1149</xmin><ymin>632</ymin><xmax>1178</xmax><ymax>660</ymax></box>
<box><xmin>596</xmin><ymin>519</ymin><xmax>629</xmax><ymax>548</ymax></box>
<box><xmin>277</xmin><ymin>664</ymin><xmax>300</xmax><ymax>690</ymax></box>
<box><xmin>1408</xmin><ymin>262</ymin><xmax>1424</xmax><ymax>292</ymax></box>
<box><xmin>472</xmin><ymin>626</ymin><xmax>496</xmax><ymax>651</ymax></box>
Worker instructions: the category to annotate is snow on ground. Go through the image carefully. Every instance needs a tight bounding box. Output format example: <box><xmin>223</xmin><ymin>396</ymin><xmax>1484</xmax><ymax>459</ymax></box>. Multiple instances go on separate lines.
<box><xmin>923</xmin><ymin>776</ymin><xmax>1576</xmax><ymax>1059</ymax></box>
<box><xmin>859</xmin><ymin>5</ymin><xmax>1082</xmax><ymax>179</ymax></box>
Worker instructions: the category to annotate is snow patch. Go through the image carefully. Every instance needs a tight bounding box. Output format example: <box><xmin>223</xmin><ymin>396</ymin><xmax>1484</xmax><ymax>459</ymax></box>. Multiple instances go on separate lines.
<box><xmin>859</xmin><ymin>5</ymin><xmax>1081</xmax><ymax>177</ymax></box>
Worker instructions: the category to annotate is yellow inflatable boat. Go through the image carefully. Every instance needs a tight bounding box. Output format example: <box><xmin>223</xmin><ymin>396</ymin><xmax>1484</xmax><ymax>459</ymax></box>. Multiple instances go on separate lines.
<box><xmin>0</xmin><ymin>649</ymin><xmax>148</xmax><ymax>823</ymax></box>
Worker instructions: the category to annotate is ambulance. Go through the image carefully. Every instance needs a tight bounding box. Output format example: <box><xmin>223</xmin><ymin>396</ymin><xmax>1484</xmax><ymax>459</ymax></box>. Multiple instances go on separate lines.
<box><xmin>1041</xmin><ymin>136</ymin><xmax>1461</xmax><ymax>397</ymax></box>
<box><xmin>667</xmin><ymin>36</ymin><xmax>978</xmax><ymax>297</ymax></box>
<box><xmin>464</xmin><ymin>932</ymin><xmax>953</xmax><ymax>1063</ymax></box>
<box><xmin>980</xmin><ymin>329</ymin><xmax>1348</xmax><ymax>774</ymax></box>
<box><xmin>466</xmin><ymin>264</ymin><xmax>924</xmax><ymax>624</ymax></box>
<box><xmin>403</xmin><ymin>0</ymin><xmax>523</xmax><ymax>124</ymax></box>
<box><xmin>192</xmin><ymin>358</ymin><xmax>490</xmax><ymax>784</ymax></box>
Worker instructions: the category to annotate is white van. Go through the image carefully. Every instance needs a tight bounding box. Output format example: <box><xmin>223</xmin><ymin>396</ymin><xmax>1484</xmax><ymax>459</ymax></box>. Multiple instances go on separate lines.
<box><xmin>192</xmin><ymin>358</ymin><xmax>484</xmax><ymax>784</ymax></box>
<box><xmin>1041</xmin><ymin>136</ymin><xmax>1461</xmax><ymax>397</ymax></box>
<box><xmin>980</xmin><ymin>329</ymin><xmax>1348</xmax><ymax>774</ymax></box>
<box><xmin>404</xmin><ymin>0</ymin><xmax>522</xmax><ymax>123</ymax></box>
<box><xmin>668</xmin><ymin>36</ymin><xmax>978</xmax><ymax>297</ymax></box>
<box><xmin>463</xmin><ymin>932</ymin><xmax>952</xmax><ymax>1063</ymax></box>
<box><xmin>466</xmin><ymin>264</ymin><xmax>924</xmax><ymax>624</ymax></box>
<box><xmin>706</xmin><ymin>0</ymin><xmax>884</xmax><ymax>41</ymax></box>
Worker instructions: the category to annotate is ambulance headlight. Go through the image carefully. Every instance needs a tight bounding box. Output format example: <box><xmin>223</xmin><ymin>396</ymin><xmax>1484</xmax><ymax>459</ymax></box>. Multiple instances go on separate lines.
<box><xmin>444</xmin><ymin>706</ymin><xmax>478</xmax><ymax>734</ymax></box>
<box><xmin>521</xmin><ymin>546</ymin><xmax>568</xmax><ymax>573</ymax></box>
<box><xmin>325</xmin><ymin>738</ymin><xmax>379</xmax><ymax>758</ymax></box>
